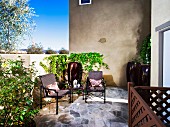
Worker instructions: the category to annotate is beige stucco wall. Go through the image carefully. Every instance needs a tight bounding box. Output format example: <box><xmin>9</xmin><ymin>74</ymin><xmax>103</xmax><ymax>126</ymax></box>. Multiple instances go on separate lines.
<box><xmin>70</xmin><ymin>0</ymin><xmax>151</xmax><ymax>87</ymax></box>
<box><xmin>151</xmin><ymin>0</ymin><xmax>170</xmax><ymax>86</ymax></box>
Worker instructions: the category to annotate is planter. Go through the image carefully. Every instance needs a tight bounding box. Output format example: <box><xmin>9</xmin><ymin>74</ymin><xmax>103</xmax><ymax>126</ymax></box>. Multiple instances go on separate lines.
<box><xmin>140</xmin><ymin>64</ymin><xmax>150</xmax><ymax>86</ymax></box>
<box><xmin>126</xmin><ymin>62</ymin><xmax>150</xmax><ymax>86</ymax></box>
<box><xmin>126</xmin><ymin>61</ymin><xmax>141</xmax><ymax>86</ymax></box>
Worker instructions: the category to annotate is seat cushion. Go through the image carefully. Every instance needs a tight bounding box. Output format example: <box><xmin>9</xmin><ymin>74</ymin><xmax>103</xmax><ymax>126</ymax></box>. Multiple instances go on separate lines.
<box><xmin>49</xmin><ymin>90</ymin><xmax>70</xmax><ymax>97</ymax></box>
<box><xmin>46</xmin><ymin>82</ymin><xmax>60</xmax><ymax>95</ymax></box>
<box><xmin>89</xmin><ymin>79</ymin><xmax>102</xmax><ymax>87</ymax></box>
<box><xmin>88</xmin><ymin>86</ymin><xmax>104</xmax><ymax>92</ymax></box>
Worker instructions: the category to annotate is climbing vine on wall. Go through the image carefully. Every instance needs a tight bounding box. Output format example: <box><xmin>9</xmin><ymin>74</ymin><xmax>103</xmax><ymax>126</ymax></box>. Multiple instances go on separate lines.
<box><xmin>40</xmin><ymin>55</ymin><xmax>67</xmax><ymax>80</ymax></box>
<box><xmin>68</xmin><ymin>52</ymin><xmax>109</xmax><ymax>72</ymax></box>
<box><xmin>40</xmin><ymin>52</ymin><xmax>109</xmax><ymax>81</ymax></box>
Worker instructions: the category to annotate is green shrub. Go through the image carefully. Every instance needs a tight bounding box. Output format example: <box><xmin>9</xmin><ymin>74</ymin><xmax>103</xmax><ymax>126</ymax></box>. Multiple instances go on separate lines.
<box><xmin>45</xmin><ymin>48</ymin><xmax>57</xmax><ymax>54</ymax></box>
<box><xmin>58</xmin><ymin>48</ymin><xmax>69</xmax><ymax>54</ymax></box>
<box><xmin>27</xmin><ymin>43</ymin><xmax>44</xmax><ymax>54</ymax></box>
<box><xmin>0</xmin><ymin>56</ymin><xmax>39</xmax><ymax>126</ymax></box>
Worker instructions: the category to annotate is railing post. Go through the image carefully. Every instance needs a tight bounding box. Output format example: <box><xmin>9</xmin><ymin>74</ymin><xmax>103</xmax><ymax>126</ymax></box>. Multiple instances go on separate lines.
<box><xmin>40</xmin><ymin>85</ymin><xmax>42</xmax><ymax>109</ymax></box>
<box><xmin>128</xmin><ymin>82</ymin><xmax>133</xmax><ymax>127</ymax></box>
<box><xmin>56</xmin><ymin>92</ymin><xmax>58</xmax><ymax>115</ymax></box>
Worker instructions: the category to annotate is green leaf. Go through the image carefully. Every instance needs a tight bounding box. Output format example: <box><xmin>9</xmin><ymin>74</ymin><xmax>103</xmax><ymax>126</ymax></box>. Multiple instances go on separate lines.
<box><xmin>20</xmin><ymin>115</ymin><xmax>24</xmax><ymax>121</ymax></box>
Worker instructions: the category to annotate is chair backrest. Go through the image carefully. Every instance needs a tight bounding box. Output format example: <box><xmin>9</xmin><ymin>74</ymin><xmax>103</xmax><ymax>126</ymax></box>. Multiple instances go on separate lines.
<box><xmin>39</xmin><ymin>73</ymin><xmax>56</xmax><ymax>97</ymax></box>
<box><xmin>67</xmin><ymin>62</ymin><xmax>83</xmax><ymax>86</ymax></box>
<box><xmin>88</xmin><ymin>71</ymin><xmax>103</xmax><ymax>80</ymax></box>
<box><xmin>39</xmin><ymin>73</ymin><xmax>56</xmax><ymax>87</ymax></box>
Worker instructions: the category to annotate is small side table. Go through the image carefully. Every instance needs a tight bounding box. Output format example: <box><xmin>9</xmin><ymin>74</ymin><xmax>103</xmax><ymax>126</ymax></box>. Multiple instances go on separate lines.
<box><xmin>70</xmin><ymin>86</ymin><xmax>85</xmax><ymax>103</ymax></box>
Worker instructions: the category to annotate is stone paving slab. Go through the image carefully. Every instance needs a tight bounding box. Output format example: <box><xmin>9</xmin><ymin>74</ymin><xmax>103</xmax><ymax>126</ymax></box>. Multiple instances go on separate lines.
<box><xmin>34</xmin><ymin>87</ymin><xmax>128</xmax><ymax>127</ymax></box>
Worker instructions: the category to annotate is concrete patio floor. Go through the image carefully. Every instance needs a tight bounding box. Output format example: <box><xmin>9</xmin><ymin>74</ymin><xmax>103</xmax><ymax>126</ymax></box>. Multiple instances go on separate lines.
<box><xmin>34</xmin><ymin>87</ymin><xmax>128</xmax><ymax>127</ymax></box>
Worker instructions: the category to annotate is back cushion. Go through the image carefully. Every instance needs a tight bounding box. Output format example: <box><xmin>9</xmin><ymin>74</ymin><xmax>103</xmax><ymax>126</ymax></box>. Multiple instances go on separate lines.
<box><xmin>89</xmin><ymin>79</ymin><xmax>102</xmax><ymax>87</ymax></box>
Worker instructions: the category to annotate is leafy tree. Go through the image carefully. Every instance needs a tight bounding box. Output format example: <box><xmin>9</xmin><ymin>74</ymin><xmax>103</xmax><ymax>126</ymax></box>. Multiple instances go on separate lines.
<box><xmin>58</xmin><ymin>48</ymin><xmax>69</xmax><ymax>54</ymax></box>
<box><xmin>45</xmin><ymin>48</ymin><xmax>57</xmax><ymax>54</ymax></box>
<box><xmin>0</xmin><ymin>0</ymin><xmax>36</xmax><ymax>51</ymax></box>
<box><xmin>27</xmin><ymin>43</ymin><xmax>44</xmax><ymax>54</ymax></box>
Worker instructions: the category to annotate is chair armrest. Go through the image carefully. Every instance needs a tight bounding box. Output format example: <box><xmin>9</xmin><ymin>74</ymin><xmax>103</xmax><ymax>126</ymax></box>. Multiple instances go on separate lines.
<box><xmin>101</xmin><ymin>78</ymin><xmax>106</xmax><ymax>88</ymax></box>
<box><xmin>101</xmin><ymin>78</ymin><xmax>105</xmax><ymax>82</ymax></box>
<box><xmin>67</xmin><ymin>82</ymin><xmax>74</xmax><ymax>90</ymax></box>
<box><xmin>43</xmin><ymin>87</ymin><xmax>59</xmax><ymax>96</ymax></box>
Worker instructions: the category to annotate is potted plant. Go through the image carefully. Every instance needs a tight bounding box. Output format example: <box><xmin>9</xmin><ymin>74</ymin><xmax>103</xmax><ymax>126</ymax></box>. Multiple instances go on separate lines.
<box><xmin>126</xmin><ymin>34</ymin><xmax>151</xmax><ymax>86</ymax></box>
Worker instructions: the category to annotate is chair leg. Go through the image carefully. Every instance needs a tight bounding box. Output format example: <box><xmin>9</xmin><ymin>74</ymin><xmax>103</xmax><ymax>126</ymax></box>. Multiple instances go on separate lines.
<box><xmin>56</xmin><ymin>92</ymin><xmax>59</xmax><ymax>115</ymax></box>
<box><xmin>69</xmin><ymin>92</ymin><xmax>71</xmax><ymax>103</ymax></box>
<box><xmin>82</xmin><ymin>89</ymin><xmax>84</xmax><ymax>100</ymax></box>
<box><xmin>40</xmin><ymin>87</ymin><xmax>42</xmax><ymax>109</ymax></box>
<box><xmin>40</xmin><ymin>98</ymin><xmax>42</xmax><ymax>109</ymax></box>
<box><xmin>56</xmin><ymin>97</ymin><xmax>58</xmax><ymax>115</ymax></box>
<box><xmin>104</xmin><ymin>91</ymin><xmax>106</xmax><ymax>103</ymax></box>
<box><xmin>85</xmin><ymin>91</ymin><xmax>88</xmax><ymax>103</ymax></box>
<box><xmin>71</xmin><ymin>90</ymin><xmax>73</xmax><ymax>103</ymax></box>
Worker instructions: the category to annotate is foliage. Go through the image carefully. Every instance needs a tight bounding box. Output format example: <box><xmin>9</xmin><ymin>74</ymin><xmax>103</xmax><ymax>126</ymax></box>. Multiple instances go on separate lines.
<box><xmin>0</xmin><ymin>0</ymin><xmax>36</xmax><ymax>51</ymax></box>
<box><xmin>40</xmin><ymin>52</ymin><xmax>109</xmax><ymax>81</ymax></box>
<box><xmin>68</xmin><ymin>52</ymin><xmax>109</xmax><ymax>72</ymax></box>
<box><xmin>140</xmin><ymin>34</ymin><xmax>151</xmax><ymax>64</ymax></box>
<box><xmin>0</xmin><ymin>56</ymin><xmax>39</xmax><ymax>126</ymax></box>
<box><xmin>45</xmin><ymin>48</ymin><xmax>57</xmax><ymax>54</ymax></box>
<box><xmin>131</xmin><ymin>55</ymin><xmax>143</xmax><ymax>63</ymax></box>
<box><xmin>40</xmin><ymin>55</ymin><xmax>68</xmax><ymax>81</ymax></box>
<box><xmin>27</xmin><ymin>43</ymin><xmax>44</xmax><ymax>54</ymax></box>
<box><xmin>58</xmin><ymin>48</ymin><xmax>69</xmax><ymax>54</ymax></box>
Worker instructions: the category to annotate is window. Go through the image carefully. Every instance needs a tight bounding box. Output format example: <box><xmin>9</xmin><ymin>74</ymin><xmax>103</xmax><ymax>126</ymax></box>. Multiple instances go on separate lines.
<box><xmin>163</xmin><ymin>30</ymin><xmax>170</xmax><ymax>87</ymax></box>
<box><xmin>156</xmin><ymin>21</ymin><xmax>170</xmax><ymax>87</ymax></box>
<box><xmin>79</xmin><ymin>0</ymin><xmax>92</xmax><ymax>5</ymax></box>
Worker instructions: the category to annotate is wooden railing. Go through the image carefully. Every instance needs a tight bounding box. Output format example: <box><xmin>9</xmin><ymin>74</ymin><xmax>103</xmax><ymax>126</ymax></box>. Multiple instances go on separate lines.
<box><xmin>128</xmin><ymin>82</ymin><xmax>170</xmax><ymax>127</ymax></box>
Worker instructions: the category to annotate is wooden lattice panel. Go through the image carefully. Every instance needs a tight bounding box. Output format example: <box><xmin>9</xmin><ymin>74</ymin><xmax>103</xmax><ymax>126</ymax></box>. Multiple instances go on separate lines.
<box><xmin>135</xmin><ymin>86</ymin><xmax>170</xmax><ymax>125</ymax></box>
<box><xmin>128</xmin><ymin>83</ymin><xmax>166</xmax><ymax>127</ymax></box>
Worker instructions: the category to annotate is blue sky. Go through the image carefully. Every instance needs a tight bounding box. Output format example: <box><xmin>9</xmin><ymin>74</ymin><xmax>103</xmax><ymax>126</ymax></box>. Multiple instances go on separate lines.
<box><xmin>21</xmin><ymin>0</ymin><xmax>69</xmax><ymax>50</ymax></box>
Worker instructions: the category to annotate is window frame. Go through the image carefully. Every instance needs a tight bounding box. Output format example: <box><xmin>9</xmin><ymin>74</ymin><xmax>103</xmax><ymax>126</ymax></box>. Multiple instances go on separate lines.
<box><xmin>156</xmin><ymin>21</ymin><xmax>170</xmax><ymax>87</ymax></box>
<box><xmin>79</xmin><ymin>0</ymin><xmax>92</xmax><ymax>5</ymax></box>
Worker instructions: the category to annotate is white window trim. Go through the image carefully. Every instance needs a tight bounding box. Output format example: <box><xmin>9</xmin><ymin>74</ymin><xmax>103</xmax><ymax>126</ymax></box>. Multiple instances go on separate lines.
<box><xmin>79</xmin><ymin>0</ymin><xmax>92</xmax><ymax>5</ymax></box>
<box><xmin>156</xmin><ymin>21</ymin><xmax>170</xmax><ymax>87</ymax></box>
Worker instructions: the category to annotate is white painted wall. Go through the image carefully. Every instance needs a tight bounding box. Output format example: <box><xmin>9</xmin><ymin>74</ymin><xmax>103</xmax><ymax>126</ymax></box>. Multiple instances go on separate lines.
<box><xmin>151</xmin><ymin>0</ymin><xmax>170</xmax><ymax>86</ymax></box>
<box><xmin>0</xmin><ymin>54</ymin><xmax>52</xmax><ymax>77</ymax></box>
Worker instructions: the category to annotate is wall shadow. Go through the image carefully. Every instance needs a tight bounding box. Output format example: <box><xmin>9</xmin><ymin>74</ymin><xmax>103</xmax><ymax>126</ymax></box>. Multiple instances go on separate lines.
<box><xmin>103</xmin><ymin>75</ymin><xmax>117</xmax><ymax>87</ymax></box>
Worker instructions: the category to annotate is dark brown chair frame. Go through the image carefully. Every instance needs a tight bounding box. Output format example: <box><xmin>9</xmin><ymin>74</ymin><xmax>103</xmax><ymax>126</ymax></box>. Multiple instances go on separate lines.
<box><xmin>39</xmin><ymin>73</ymin><xmax>71</xmax><ymax>114</ymax></box>
<box><xmin>85</xmin><ymin>71</ymin><xmax>106</xmax><ymax>103</ymax></box>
